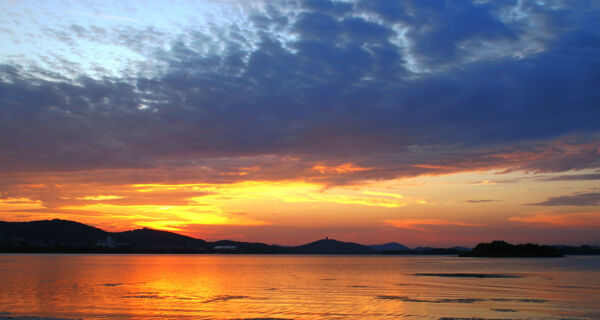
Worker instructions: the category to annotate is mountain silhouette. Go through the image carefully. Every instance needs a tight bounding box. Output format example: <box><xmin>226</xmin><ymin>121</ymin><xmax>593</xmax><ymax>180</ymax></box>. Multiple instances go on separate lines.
<box><xmin>296</xmin><ymin>238</ymin><xmax>376</xmax><ymax>254</ymax></box>
<box><xmin>0</xmin><ymin>220</ymin><xmax>375</xmax><ymax>254</ymax></box>
<box><xmin>209</xmin><ymin>240</ymin><xmax>288</xmax><ymax>253</ymax></box>
<box><xmin>369</xmin><ymin>242</ymin><xmax>410</xmax><ymax>252</ymax></box>
<box><xmin>0</xmin><ymin>219</ymin><xmax>107</xmax><ymax>245</ymax></box>
<box><xmin>112</xmin><ymin>228</ymin><xmax>208</xmax><ymax>251</ymax></box>
<box><xmin>1</xmin><ymin>219</ymin><xmax>595</xmax><ymax>255</ymax></box>
<box><xmin>0</xmin><ymin>219</ymin><xmax>207</xmax><ymax>252</ymax></box>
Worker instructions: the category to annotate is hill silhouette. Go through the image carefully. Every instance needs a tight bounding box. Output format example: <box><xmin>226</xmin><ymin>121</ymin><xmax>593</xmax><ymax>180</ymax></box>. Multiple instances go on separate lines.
<box><xmin>112</xmin><ymin>228</ymin><xmax>208</xmax><ymax>252</ymax></box>
<box><xmin>296</xmin><ymin>238</ymin><xmax>376</xmax><ymax>254</ymax></box>
<box><xmin>1</xmin><ymin>219</ymin><xmax>597</xmax><ymax>255</ymax></box>
<box><xmin>369</xmin><ymin>242</ymin><xmax>410</xmax><ymax>252</ymax></box>
<box><xmin>209</xmin><ymin>240</ymin><xmax>289</xmax><ymax>253</ymax></box>
<box><xmin>0</xmin><ymin>219</ymin><xmax>107</xmax><ymax>245</ymax></box>
<box><xmin>0</xmin><ymin>219</ymin><xmax>208</xmax><ymax>253</ymax></box>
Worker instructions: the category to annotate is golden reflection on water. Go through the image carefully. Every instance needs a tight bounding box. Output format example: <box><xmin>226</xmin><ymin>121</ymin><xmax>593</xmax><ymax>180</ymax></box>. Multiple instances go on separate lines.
<box><xmin>0</xmin><ymin>255</ymin><xmax>599</xmax><ymax>319</ymax></box>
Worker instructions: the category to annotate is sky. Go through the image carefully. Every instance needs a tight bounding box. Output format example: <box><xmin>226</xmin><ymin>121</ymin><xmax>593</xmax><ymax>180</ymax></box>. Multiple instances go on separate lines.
<box><xmin>0</xmin><ymin>0</ymin><xmax>599</xmax><ymax>247</ymax></box>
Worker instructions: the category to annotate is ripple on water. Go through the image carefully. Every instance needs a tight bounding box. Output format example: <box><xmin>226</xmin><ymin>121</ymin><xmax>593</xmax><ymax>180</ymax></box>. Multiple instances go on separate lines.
<box><xmin>491</xmin><ymin>308</ymin><xmax>517</xmax><ymax>312</ymax></box>
<box><xmin>101</xmin><ymin>283</ymin><xmax>124</xmax><ymax>287</ymax></box>
<box><xmin>0</xmin><ymin>317</ymin><xmax>80</xmax><ymax>320</ymax></box>
<box><xmin>123</xmin><ymin>295</ymin><xmax>165</xmax><ymax>299</ymax></box>
<box><xmin>232</xmin><ymin>318</ymin><xmax>293</xmax><ymax>320</ymax></box>
<box><xmin>203</xmin><ymin>295</ymin><xmax>250</xmax><ymax>303</ymax></box>
<box><xmin>122</xmin><ymin>292</ymin><xmax>165</xmax><ymax>299</ymax></box>
<box><xmin>414</xmin><ymin>273</ymin><xmax>522</xmax><ymax>278</ymax></box>
<box><xmin>490</xmin><ymin>298</ymin><xmax>547</xmax><ymax>303</ymax></box>
<box><xmin>439</xmin><ymin>318</ymin><xmax>522</xmax><ymax>320</ymax></box>
<box><xmin>376</xmin><ymin>296</ymin><xmax>484</xmax><ymax>303</ymax></box>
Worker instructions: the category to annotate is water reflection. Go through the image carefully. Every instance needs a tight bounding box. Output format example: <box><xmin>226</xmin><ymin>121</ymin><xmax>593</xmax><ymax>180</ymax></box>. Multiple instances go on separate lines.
<box><xmin>0</xmin><ymin>255</ymin><xmax>598</xmax><ymax>319</ymax></box>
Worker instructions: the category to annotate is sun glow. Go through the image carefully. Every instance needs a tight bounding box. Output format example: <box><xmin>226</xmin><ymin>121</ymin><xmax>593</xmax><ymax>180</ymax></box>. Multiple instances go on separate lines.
<box><xmin>78</xmin><ymin>195</ymin><xmax>126</xmax><ymax>200</ymax></box>
<box><xmin>60</xmin><ymin>202</ymin><xmax>269</xmax><ymax>229</ymax></box>
<box><xmin>1</xmin><ymin>167</ymin><xmax>598</xmax><ymax>245</ymax></box>
<box><xmin>149</xmin><ymin>180</ymin><xmax>410</xmax><ymax>208</ymax></box>
<box><xmin>21</xmin><ymin>180</ymin><xmax>413</xmax><ymax>232</ymax></box>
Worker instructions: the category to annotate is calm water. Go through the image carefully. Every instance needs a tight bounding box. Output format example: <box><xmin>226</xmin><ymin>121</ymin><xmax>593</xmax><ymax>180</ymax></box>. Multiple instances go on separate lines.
<box><xmin>0</xmin><ymin>254</ymin><xmax>598</xmax><ymax>320</ymax></box>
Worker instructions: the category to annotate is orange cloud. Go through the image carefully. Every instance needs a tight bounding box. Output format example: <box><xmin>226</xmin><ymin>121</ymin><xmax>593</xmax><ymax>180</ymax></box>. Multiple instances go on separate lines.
<box><xmin>509</xmin><ymin>210</ymin><xmax>600</xmax><ymax>226</ymax></box>
<box><xmin>384</xmin><ymin>219</ymin><xmax>484</xmax><ymax>231</ymax></box>
<box><xmin>19</xmin><ymin>184</ymin><xmax>47</xmax><ymax>188</ymax></box>
<box><xmin>140</xmin><ymin>181</ymin><xmax>409</xmax><ymax>208</ymax></box>
<box><xmin>0</xmin><ymin>197</ymin><xmax>44</xmax><ymax>210</ymax></box>
<box><xmin>60</xmin><ymin>202</ymin><xmax>270</xmax><ymax>229</ymax></box>
<box><xmin>362</xmin><ymin>191</ymin><xmax>404</xmax><ymax>199</ymax></box>
<box><xmin>412</xmin><ymin>164</ymin><xmax>455</xmax><ymax>170</ymax></box>
<box><xmin>312</xmin><ymin>163</ymin><xmax>373</xmax><ymax>174</ymax></box>
<box><xmin>76</xmin><ymin>195</ymin><xmax>126</xmax><ymax>201</ymax></box>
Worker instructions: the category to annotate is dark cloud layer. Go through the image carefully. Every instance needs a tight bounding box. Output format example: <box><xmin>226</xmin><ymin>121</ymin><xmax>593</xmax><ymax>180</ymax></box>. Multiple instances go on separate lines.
<box><xmin>1</xmin><ymin>0</ymin><xmax>599</xmax><ymax>184</ymax></box>
<box><xmin>541</xmin><ymin>173</ymin><xmax>600</xmax><ymax>181</ymax></box>
<box><xmin>528</xmin><ymin>192</ymin><xmax>600</xmax><ymax>206</ymax></box>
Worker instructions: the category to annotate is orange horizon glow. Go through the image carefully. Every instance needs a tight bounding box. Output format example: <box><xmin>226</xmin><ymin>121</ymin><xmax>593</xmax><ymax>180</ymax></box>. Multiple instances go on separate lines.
<box><xmin>509</xmin><ymin>210</ymin><xmax>600</xmax><ymax>227</ymax></box>
<box><xmin>1</xmin><ymin>166</ymin><xmax>599</xmax><ymax>246</ymax></box>
<box><xmin>383</xmin><ymin>219</ymin><xmax>485</xmax><ymax>232</ymax></box>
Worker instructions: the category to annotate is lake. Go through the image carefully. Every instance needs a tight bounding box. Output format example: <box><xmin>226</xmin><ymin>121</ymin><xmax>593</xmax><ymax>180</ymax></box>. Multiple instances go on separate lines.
<box><xmin>0</xmin><ymin>254</ymin><xmax>598</xmax><ymax>319</ymax></box>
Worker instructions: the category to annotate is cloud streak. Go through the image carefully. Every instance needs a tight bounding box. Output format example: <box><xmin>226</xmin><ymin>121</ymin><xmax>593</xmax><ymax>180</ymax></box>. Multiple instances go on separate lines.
<box><xmin>466</xmin><ymin>199</ymin><xmax>497</xmax><ymax>203</ymax></box>
<box><xmin>384</xmin><ymin>219</ymin><xmax>484</xmax><ymax>232</ymax></box>
<box><xmin>510</xmin><ymin>210</ymin><xmax>600</xmax><ymax>227</ymax></box>
<box><xmin>540</xmin><ymin>173</ymin><xmax>600</xmax><ymax>181</ymax></box>
<box><xmin>527</xmin><ymin>192</ymin><xmax>600</xmax><ymax>206</ymax></box>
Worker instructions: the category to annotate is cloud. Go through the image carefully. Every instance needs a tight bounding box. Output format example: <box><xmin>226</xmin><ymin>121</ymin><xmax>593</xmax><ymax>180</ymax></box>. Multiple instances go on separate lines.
<box><xmin>510</xmin><ymin>210</ymin><xmax>600</xmax><ymax>226</ymax></box>
<box><xmin>401</xmin><ymin>1</ymin><xmax>517</xmax><ymax>67</ymax></box>
<box><xmin>540</xmin><ymin>173</ymin><xmax>600</xmax><ymax>181</ymax></box>
<box><xmin>302</xmin><ymin>0</ymin><xmax>353</xmax><ymax>16</ymax></box>
<box><xmin>74</xmin><ymin>195</ymin><xmax>126</xmax><ymax>201</ymax></box>
<box><xmin>466</xmin><ymin>199</ymin><xmax>497</xmax><ymax>203</ymax></box>
<box><xmin>0</xmin><ymin>0</ymin><xmax>598</xmax><ymax>187</ymax></box>
<box><xmin>384</xmin><ymin>219</ymin><xmax>484</xmax><ymax>232</ymax></box>
<box><xmin>312</xmin><ymin>163</ymin><xmax>373</xmax><ymax>174</ymax></box>
<box><xmin>69</xmin><ymin>10</ymin><xmax>140</xmax><ymax>23</ymax></box>
<box><xmin>527</xmin><ymin>192</ymin><xmax>600</xmax><ymax>206</ymax></box>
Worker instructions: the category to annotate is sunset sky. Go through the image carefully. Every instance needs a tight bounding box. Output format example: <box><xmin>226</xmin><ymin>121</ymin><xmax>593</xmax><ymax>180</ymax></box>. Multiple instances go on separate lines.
<box><xmin>1</xmin><ymin>0</ymin><xmax>598</xmax><ymax>247</ymax></box>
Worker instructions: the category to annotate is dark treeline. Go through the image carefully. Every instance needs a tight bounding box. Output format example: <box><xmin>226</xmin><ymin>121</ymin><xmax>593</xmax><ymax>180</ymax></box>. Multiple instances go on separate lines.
<box><xmin>459</xmin><ymin>240</ymin><xmax>564</xmax><ymax>257</ymax></box>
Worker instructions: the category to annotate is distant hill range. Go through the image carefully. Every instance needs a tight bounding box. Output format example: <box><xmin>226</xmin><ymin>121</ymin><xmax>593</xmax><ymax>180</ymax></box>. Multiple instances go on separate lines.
<box><xmin>369</xmin><ymin>242</ymin><xmax>410</xmax><ymax>252</ymax></box>
<box><xmin>0</xmin><ymin>219</ymin><xmax>209</xmax><ymax>253</ymax></box>
<box><xmin>1</xmin><ymin>219</ymin><xmax>598</xmax><ymax>255</ymax></box>
<box><xmin>297</xmin><ymin>238</ymin><xmax>376</xmax><ymax>254</ymax></box>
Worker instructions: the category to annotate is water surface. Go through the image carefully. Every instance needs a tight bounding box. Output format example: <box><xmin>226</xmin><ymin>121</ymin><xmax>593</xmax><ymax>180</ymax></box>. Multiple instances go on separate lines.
<box><xmin>0</xmin><ymin>254</ymin><xmax>598</xmax><ymax>319</ymax></box>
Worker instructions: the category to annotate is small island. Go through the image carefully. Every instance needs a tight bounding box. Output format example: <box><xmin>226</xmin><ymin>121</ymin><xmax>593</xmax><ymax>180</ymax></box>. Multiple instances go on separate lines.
<box><xmin>459</xmin><ymin>240</ymin><xmax>563</xmax><ymax>258</ymax></box>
